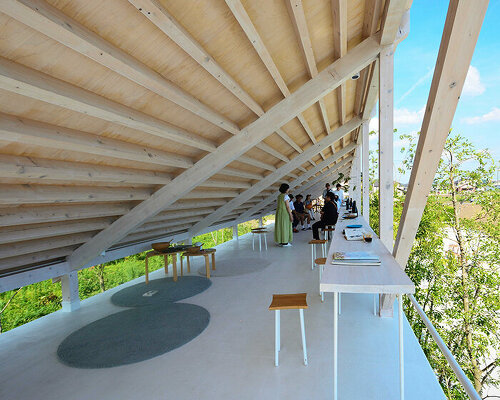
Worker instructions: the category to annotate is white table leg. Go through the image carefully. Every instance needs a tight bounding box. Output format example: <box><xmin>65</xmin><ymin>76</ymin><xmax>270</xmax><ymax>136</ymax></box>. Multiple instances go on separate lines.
<box><xmin>275</xmin><ymin>310</ymin><xmax>280</xmax><ymax>367</ymax></box>
<box><xmin>259</xmin><ymin>235</ymin><xmax>262</xmax><ymax>252</ymax></box>
<box><xmin>338</xmin><ymin>293</ymin><xmax>341</xmax><ymax>315</ymax></box>
<box><xmin>264</xmin><ymin>234</ymin><xmax>268</xmax><ymax>250</ymax></box>
<box><xmin>311</xmin><ymin>245</ymin><xmax>314</xmax><ymax>270</ymax></box>
<box><xmin>333</xmin><ymin>292</ymin><xmax>338</xmax><ymax>400</ymax></box>
<box><xmin>398</xmin><ymin>294</ymin><xmax>404</xmax><ymax>400</ymax></box>
<box><xmin>252</xmin><ymin>233</ymin><xmax>255</xmax><ymax>250</ymax></box>
<box><xmin>299</xmin><ymin>309</ymin><xmax>308</xmax><ymax>366</ymax></box>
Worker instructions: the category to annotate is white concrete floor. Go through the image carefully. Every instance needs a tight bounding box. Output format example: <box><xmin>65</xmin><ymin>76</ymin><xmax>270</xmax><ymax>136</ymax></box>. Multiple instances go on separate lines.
<box><xmin>0</xmin><ymin>225</ymin><xmax>445</xmax><ymax>400</ymax></box>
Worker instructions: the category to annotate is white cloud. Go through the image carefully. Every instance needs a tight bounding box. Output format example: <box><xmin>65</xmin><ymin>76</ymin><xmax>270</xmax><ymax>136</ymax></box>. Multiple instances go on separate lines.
<box><xmin>462</xmin><ymin>66</ymin><xmax>485</xmax><ymax>96</ymax></box>
<box><xmin>394</xmin><ymin>106</ymin><xmax>425</xmax><ymax>126</ymax></box>
<box><xmin>463</xmin><ymin>107</ymin><xmax>500</xmax><ymax>124</ymax></box>
<box><xmin>369</xmin><ymin>117</ymin><xmax>378</xmax><ymax>133</ymax></box>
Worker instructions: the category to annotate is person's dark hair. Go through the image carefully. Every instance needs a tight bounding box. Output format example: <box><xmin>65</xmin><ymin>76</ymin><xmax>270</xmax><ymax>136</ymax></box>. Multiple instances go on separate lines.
<box><xmin>332</xmin><ymin>194</ymin><xmax>339</xmax><ymax>202</ymax></box>
<box><xmin>288</xmin><ymin>194</ymin><xmax>294</xmax><ymax>200</ymax></box>
<box><xmin>305</xmin><ymin>194</ymin><xmax>311</xmax><ymax>200</ymax></box>
<box><xmin>296</xmin><ymin>194</ymin><xmax>303</xmax><ymax>200</ymax></box>
<box><xmin>336</xmin><ymin>183</ymin><xmax>342</xmax><ymax>189</ymax></box>
<box><xmin>279</xmin><ymin>183</ymin><xmax>289</xmax><ymax>193</ymax></box>
<box><xmin>325</xmin><ymin>183</ymin><xmax>330</xmax><ymax>187</ymax></box>
<box><xmin>325</xmin><ymin>192</ymin><xmax>333</xmax><ymax>201</ymax></box>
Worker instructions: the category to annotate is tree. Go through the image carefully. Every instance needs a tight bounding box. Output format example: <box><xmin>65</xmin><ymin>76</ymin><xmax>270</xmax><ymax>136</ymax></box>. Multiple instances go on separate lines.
<box><xmin>399</xmin><ymin>131</ymin><xmax>500</xmax><ymax>399</ymax></box>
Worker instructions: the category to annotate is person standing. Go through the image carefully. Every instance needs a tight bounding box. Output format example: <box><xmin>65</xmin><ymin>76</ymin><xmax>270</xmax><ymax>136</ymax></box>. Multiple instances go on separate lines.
<box><xmin>288</xmin><ymin>194</ymin><xmax>299</xmax><ymax>233</ymax></box>
<box><xmin>312</xmin><ymin>192</ymin><xmax>339</xmax><ymax>240</ymax></box>
<box><xmin>332</xmin><ymin>183</ymin><xmax>344</xmax><ymax>209</ymax></box>
<box><xmin>274</xmin><ymin>183</ymin><xmax>293</xmax><ymax>247</ymax></box>
<box><xmin>322</xmin><ymin>183</ymin><xmax>333</xmax><ymax>199</ymax></box>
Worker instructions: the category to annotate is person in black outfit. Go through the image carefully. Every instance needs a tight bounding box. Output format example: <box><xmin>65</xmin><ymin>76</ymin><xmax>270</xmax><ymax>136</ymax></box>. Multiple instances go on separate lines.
<box><xmin>312</xmin><ymin>192</ymin><xmax>339</xmax><ymax>240</ymax></box>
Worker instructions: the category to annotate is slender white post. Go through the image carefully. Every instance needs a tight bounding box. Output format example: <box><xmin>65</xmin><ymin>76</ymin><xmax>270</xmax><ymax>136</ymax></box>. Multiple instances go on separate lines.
<box><xmin>232</xmin><ymin>225</ymin><xmax>238</xmax><ymax>241</ymax></box>
<box><xmin>362</xmin><ymin>122</ymin><xmax>370</xmax><ymax>218</ymax></box>
<box><xmin>333</xmin><ymin>292</ymin><xmax>339</xmax><ymax>400</ymax></box>
<box><xmin>275</xmin><ymin>310</ymin><xmax>280</xmax><ymax>366</ymax></box>
<box><xmin>398</xmin><ymin>294</ymin><xmax>405</xmax><ymax>400</ymax></box>
<box><xmin>61</xmin><ymin>272</ymin><xmax>80</xmax><ymax>312</ymax></box>
<box><xmin>378</xmin><ymin>47</ymin><xmax>394</xmax><ymax>252</ymax></box>
<box><xmin>258</xmin><ymin>217</ymin><xmax>263</xmax><ymax>227</ymax></box>
<box><xmin>299</xmin><ymin>309</ymin><xmax>308</xmax><ymax>366</ymax></box>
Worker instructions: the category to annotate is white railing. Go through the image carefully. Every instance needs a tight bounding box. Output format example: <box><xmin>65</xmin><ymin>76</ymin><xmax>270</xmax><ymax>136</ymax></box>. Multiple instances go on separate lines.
<box><xmin>408</xmin><ymin>294</ymin><xmax>481</xmax><ymax>400</ymax></box>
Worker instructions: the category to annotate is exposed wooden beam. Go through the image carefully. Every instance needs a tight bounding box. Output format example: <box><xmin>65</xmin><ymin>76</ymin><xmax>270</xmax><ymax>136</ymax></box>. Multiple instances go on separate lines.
<box><xmin>67</xmin><ymin>35</ymin><xmax>380</xmax><ymax>269</ymax></box>
<box><xmin>189</xmin><ymin>119</ymin><xmax>360</xmax><ymax>234</ymax></box>
<box><xmin>0</xmin><ymin>155</ymin><xmax>172</xmax><ymax>186</ymax></box>
<box><xmin>393</xmin><ymin>0</ymin><xmax>488</xmax><ymax>267</ymax></box>
<box><xmin>353</xmin><ymin>0</ymin><xmax>382</xmax><ymax>116</ymax></box>
<box><xmin>0</xmin><ymin>57</ymin><xmax>215</xmax><ymax>152</ymax></box>
<box><xmin>126</xmin><ymin>0</ymin><xmax>293</xmax><ymax>164</ymax></box>
<box><xmin>225</xmin><ymin>0</ymin><xmax>320</xmax><ymax>165</ymax></box>
<box><xmin>0</xmin><ymin>185</ymin><xmax>151</xmax><ymax>205</ymax></box>
<box><xmin>0</xmin><ymin>204</ymin><xmax>130</xmax><ymax>227</ymax></box>
<box><xmin>380</xmin><ymin>0</ymin><xmax>409</xmax><ymax>46</ymax></box>
<box><xmin>217</xmin><ymin>168</ymin><xmax>262</xmax><ymax>180</ymax></box>
<box><xmin>0</xmin><ymin>113</ymin><xmax>193</xmax><ymax>168</ymax></box>
<box><xmin>332</xmin><ymin>0</ymin><xmax>347</xmax><ymax>130</ymax></box>
<box><xmin>238</xmin><ymin>156</ymin><xmax>276</xmax><ymax>172</ymax></box>
<box><xmin>0</xmin><ymin>246</ymin><xmax>75</xmax><ymax>272</ymax></box>
<box><xmin>1</xmin><ymin>0</ymin><xmax>240</xmax><ymax>135</ymax></box>
<box><xmin>147</xmin><ymin>208</ymin><xmax>216</xmax><ymax>223</ymax></box>
<box><xmin>286</xmin><ymin>0</ymin><xmax>330</xmax><ymax>159</ymax></box>
<box><xmin>0</xmin><ymin>218</ymin><xmax>113</xmax><ymax>245</ymax></box>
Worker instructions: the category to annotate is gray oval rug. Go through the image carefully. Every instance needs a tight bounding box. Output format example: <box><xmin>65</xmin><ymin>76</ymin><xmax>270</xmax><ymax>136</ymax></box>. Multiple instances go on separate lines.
<box><xmin>197</xmin><ymin>257</ymin><xmax>271</xmax><ymax>277</ymax></box>
<box><xmin>110</xmin><ymin>276</ymin><xmax>211</xmax><ymax>308</ymax></box>
<box><xmin>57</xmin><ymin>303</ymin><xmax>210</xmax><ymax>368</ymax></box>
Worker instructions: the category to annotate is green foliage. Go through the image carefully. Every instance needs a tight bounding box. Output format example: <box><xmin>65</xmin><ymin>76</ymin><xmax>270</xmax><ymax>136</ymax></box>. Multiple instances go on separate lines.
<box><xmin>0</xmin><ymin>218</ymin><xmax>272</xmax><ymax>333</ymax></box>
<box><xmin>397</xmin><ymin>131</ymin><xmax>500</xmax><ymax>398</ymax></box>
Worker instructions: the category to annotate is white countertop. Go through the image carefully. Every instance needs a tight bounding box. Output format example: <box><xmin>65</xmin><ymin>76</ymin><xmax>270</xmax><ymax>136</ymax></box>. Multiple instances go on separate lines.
<box><xmin>320</xmin><ymin>209</ymin><xmax>415</xmax><ymax>294</ymax></box>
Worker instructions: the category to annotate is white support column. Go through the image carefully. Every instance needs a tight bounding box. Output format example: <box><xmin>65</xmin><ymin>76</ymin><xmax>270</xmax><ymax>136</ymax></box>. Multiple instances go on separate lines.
<box><xmin>258</xmin><ymin>217</ymin><xmax>263</xmax><ymax>227</ymax></box>
<box><xmin>378</xmin><ymin>48</ymin><xmax>394</xmax><ymax>251</ymax></box>
<box><xmin>379</xmin><ymin>47</ymin><xmax>395</xmax><ymax>318</ymax></box>
<box><xmin>61</xmin><ymin>272</ymin><xmax>80</xmax><ymax>312</ymax></box>
<box><xmin>362</xmin><ymin>122</ymin><xmax>370</xmax><ymax>218</ymax></box>
<box><xmin>351</xmin><ymin>146</ymin><xmax>361</xmax><ymax>208</ymax></box>
<box><xmin>232</xmin><ymin>225</ymin><xmax>239</xmax><ymax>241</ymax></box>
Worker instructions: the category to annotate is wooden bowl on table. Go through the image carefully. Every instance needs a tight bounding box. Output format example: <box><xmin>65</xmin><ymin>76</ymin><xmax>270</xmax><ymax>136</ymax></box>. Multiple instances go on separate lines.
<box><xmin>151</xmin><ymin>241</ymin><xmax>172</xmax><ymax>252</ymax></box>
<box><xmin>185</xmin><ymin>242</ymin><xmax>203</xmax><ymax>253</ymax></box>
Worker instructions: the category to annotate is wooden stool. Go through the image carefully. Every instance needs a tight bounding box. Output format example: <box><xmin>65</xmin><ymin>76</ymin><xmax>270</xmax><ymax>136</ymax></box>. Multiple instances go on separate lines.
<box><xmin>308</xmin><ymin>239</ymin><xmax>327</xmax><ymax>270</ymax></box>
<box><xmin>322</xmin><ymin>225</ymin><xmax>335</xmax><ymax>241</ymax></box>
<box><xmin>269</xmin><ymin>293</ymin><xmax>308</xmax><ymax>367</ymax></box>
<box><xmin>314</xmin><ymin>258</ymin><xmax>327</xmax><ymax>302</ymax></box>
<box><xmin>183</xmin><ymin>248</ymin><xmax>216</xmax><ymax>278</ymax></box>
<box><xmin>144</xmin><ymin>249</ymin><xmax>183</xmax><ymax>284</ymax></box>
<box><xmin>251</xmin><ymin>228</ymin><xmax>268</xmax><ymax>251</ymax></box>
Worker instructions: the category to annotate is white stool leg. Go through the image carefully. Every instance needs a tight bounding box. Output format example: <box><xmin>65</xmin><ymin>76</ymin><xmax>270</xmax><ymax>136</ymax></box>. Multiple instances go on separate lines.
<box><xmin>299</xmin><ymin>309</ymin><xmax>308</xmax><ymax>366</ymax></box>
<box><xmin>252</xmin><ymin>233</ymin><xmax>255</xmax><ymax>250</ymax></box>
<box><xmin>322</xmin><ymin>242</ymin><xmax>326</xmax><ymax>258</ymax></box>
<box><xmin>320</xmin><ymin>265</ymin><xmax>324</xmax><ymax>302</ymax></box>
<box><xmin>311</xmin><ymin>245</ymin><xmax>314</xmax><ymax>270</ymax></box>
<box><xmin>259</xmin><ymin>235</ymin><xmax>262</xmax><ymax>252</ymax></box>
<box><xmin>339</xmin><ymin>293</ymin><xmax>341</xmax><ymax>315</ymax></box>
<box><xmin>264</xmin><ymin>234</ymin><xmax>267</xmax><ymax>250</ymax></box>
<box><xmin>275</xmin><ymin>310</ymin><xmax>280</xmax><ymax>366</ymax></box>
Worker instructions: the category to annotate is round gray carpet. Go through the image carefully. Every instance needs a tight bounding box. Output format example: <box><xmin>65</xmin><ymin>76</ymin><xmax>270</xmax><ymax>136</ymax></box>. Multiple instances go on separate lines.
<box><xmin>57</xmin><ymin>303</ymin><xmax>210</xmax><ymax>368</ymax></box>
<box><xmin>197</xmin><ymin>257</ymin><xmax>271</xmax><ymax>277</ymax></box>
<box><xmin>110</xmin><ymin>276</ymin><xmax>211</xmax><ymax>308</ymax></box>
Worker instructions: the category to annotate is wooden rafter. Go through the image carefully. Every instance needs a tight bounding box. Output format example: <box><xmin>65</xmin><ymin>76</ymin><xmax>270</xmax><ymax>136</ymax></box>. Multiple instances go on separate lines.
<box><xmin>225</xmin><ymin>0</ymin><xmax>320</xmax><ymax>167</ymax></box>
<box><xmin>67</xmin><ymin>35</ymin><xmax>381</xmax><ymax>269</ymax></box>
<box><xmin>286</xmin><ymin>0</ymin><xmax>330</xmax><ymax>160</ymax></box>
<box><xmin>189</xmin><ymin>118</ymin><xmax>361</xmax><ymax>234</ymax></box>
<box><xmin>126</xmin><ymin>0</ymin><xmax>291</xmax><ymax>164</ymax></box>
<box><xmin>332</xmin><ymin>0</ymin><xmax>347</xmax><ymax>134</ymax></box>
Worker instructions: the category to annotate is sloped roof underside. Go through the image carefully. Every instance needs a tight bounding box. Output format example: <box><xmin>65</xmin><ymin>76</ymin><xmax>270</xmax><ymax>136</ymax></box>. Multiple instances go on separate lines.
<box><xmin>0</xmin><ymin>0</ymin><xmax>407</xmax><ymax>277</ymax></box>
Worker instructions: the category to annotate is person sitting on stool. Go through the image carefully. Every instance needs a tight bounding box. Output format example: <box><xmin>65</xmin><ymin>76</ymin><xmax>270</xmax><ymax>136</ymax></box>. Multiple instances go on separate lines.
<box><xmin>312</xmin><ymin>192</ymin><xmax>338</xmax><ymax>240</ymax></box>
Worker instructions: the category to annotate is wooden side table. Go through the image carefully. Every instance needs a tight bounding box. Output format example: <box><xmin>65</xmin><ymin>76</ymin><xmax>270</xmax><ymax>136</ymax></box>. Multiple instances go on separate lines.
<box><xmin>144</xmin><ymin>249</ymin><xmax>184</xmax><ymax>284</ymax></box>
<box><xmin>183</xmin><ymin>248</ymin><xmax>216</xmax><ymax>278</ymax></box>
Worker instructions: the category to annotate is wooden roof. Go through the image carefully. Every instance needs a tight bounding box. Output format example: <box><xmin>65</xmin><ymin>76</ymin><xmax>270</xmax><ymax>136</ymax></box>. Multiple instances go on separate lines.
<box><xmin>0</xmin><ymin>0</ymin><xmax>411</xmax><ymax>278</ymax></box>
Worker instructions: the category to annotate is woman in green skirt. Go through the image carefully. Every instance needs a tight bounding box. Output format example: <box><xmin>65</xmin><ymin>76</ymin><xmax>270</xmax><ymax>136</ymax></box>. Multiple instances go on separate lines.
<box><xmin>274</xmin><ymin>183</ymin><xmax>293</xmax><ymax>246</ymax></box>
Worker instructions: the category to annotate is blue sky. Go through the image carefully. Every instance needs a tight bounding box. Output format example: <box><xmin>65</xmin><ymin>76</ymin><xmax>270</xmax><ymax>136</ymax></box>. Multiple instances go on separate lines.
<box><xmin>369</xmin><ymin>0</ymin><xmax>500</xmax><ymax>183</ymax></box>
